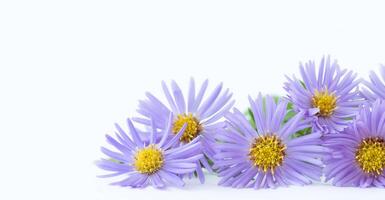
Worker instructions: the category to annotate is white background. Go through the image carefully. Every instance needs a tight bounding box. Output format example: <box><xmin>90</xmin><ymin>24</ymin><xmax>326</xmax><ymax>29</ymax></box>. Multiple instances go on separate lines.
<box><xmin>1</xmin><ymin>0</ymin><xmax>385</xmax><ymax>199</ymax></box>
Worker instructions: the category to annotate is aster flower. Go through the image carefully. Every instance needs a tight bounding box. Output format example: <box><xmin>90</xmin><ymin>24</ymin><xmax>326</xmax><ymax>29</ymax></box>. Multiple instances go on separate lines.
<box><xmin>214</xmin><ymin>95</ymin><xmax>326</xmax><ymax>189</ymax></box>
<box><xmin>361</xmin><ymin>65</ymin><xmax>385</xmax><ymax>101</ymax></box>
<box><xmin>96</xmin><ymin>114</ymin><xmax>203</xmax><ymax>188</ymax></box>
<box><xmin>133</xmin><ymin>78</ymin><xmax>235</xmax><ymax>182</ymax></box>
<box><xmin>323</xmin><ymin>100</ymin><xmax>385</xmax><ymax>187</ymax></box>
<box><xmin>284</xmin><ymin>56</ymin><xmax>363</xmax><ymax>134</ymax></box>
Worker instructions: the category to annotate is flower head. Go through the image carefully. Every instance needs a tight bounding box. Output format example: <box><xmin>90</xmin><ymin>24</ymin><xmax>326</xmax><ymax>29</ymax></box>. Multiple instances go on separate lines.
<box><xmin>96</xmin><ymin>114</ymin><xmax>203</xmax><ymax>188</ymax></box>
<box><xmin>133</xmin><ymin>78</ymin><xmax>235</xmax><ymax>182</ymax></box>
<box><xmin>324</xmin><ymin>100</ymin><xmax>385</xmax><ymax>187</ymax></box>
<box><xmin>361</xmin><ymin>65</ymin><xmax>385</xmax><ymax>101</ymax></box>
<box><xmin>284</xmin><ymin>56</ymin><xmax>362</xmax><ymax>134</ymax></box>
<box><xmin>214</xmin><ymin>95</ymin><xmax>326</xmax><ymax>189</ymax></box>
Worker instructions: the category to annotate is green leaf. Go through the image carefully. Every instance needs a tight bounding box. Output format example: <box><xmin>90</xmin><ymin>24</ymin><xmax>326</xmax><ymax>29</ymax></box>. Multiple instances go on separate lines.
<box><xmin>291</xmin><ymin>127</ymin><xmax>312</xmax><ymax>138</ymax></box>
<box><xmin>300</xmin><ymin>80</ymin><xmax>306</xmax><ymax>89</ymax></box>
<box><xmin>245</xmin><ymin>108</ymin><xmax>256</xmax><ymax>129</ymax></box>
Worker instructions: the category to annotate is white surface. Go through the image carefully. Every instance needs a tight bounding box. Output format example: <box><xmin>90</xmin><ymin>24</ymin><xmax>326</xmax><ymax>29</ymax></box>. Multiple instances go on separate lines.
<box><xmin>1</xmin><ymin>0</ymin><xmax>385</xmax><ymax>200</ymax></box>
<box><xmin>95</xmin><ymin>173</ymin><xmax>385</xmax><ymax>200</ymax></box>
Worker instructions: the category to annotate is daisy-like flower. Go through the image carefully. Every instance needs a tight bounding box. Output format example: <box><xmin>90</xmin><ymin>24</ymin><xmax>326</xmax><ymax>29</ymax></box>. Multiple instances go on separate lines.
<box><xmin>133</xmin><ymin>78</ymin><xmax>235</xmax><ymax>182</ymax></box>
<box><xmin>214</xmin><ymin>95</ymin><xmax>326</xmax><ymax>189</ymax></box>
<box><xmin>96</xmin><ymin>114</ymin><xmax>203</xmax><ymax>188</ymax></box>
<box><xmin>361</xmin><ymin>65</ymin><xmax>385</xmax><ymax>101</ymax></box>
<box><xmin>284</xmin><ymin>56</ymin><xmax>362</xmax><ymax>134</ymax></box>
<box><xmin>324</xmin><ymin>100</ymin><xmax>385</xmax><ymax>187</ymax></box>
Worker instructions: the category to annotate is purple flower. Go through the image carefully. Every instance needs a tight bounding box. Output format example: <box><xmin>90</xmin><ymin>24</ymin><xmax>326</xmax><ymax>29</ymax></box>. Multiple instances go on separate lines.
<box><xmin>361</xmin><ymin>65</ymin><xmax>385</xmax><ymax>101</ymax></box>
<box><xmin>96</xmin><ymin>114</ymin><xmax>203</xmax><ymax>188</ymax></box>
<box><xmin>133</xmin><ymin>78</ymin><xmax>235</xmax><ymax>183</ymax></box>
<box><xmin>284</xmin><ymin>56</ymin><xmax>363</xmax><ymax>134</ymax></box>
<box><xmin>323</xmin><ymin>100</ymin><xmax>385</xmax><ymax>188</ymax></box>
<box><xmin>214</xmin><ymin>95</ymin><xmax>326</xmax><ymax>189</ymax></box>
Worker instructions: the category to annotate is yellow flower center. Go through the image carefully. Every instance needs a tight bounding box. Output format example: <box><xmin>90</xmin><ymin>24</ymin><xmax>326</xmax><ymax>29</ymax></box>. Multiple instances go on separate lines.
<box><xmin>249</xmin><ymin>135</ymin><xmax>286</xmax><ymax>173</ymax></box>
<box><xmin>172</xmin><ymin>113</ymin><xmax>202</xmax><ymax>143</ymax></box>
<box><xmin>355</xmin><ymin>137</ymin><xmax>385</xmax><ymax>176</ymax></box>
<box><xmin>134</xmin><ymin>145</ymin><xmax>164</xmax><ymax>174</ymax></box>
<box><xmin>311</xmin><ymin>89</ymin><xmax>337</xmax><ymax>117</ymax></box>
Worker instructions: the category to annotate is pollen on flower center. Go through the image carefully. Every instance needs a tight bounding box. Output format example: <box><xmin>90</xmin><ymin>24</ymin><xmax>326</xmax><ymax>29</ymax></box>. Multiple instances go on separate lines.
<box><xmin>355</xmin><ymin>137</ymin><xmax>385</xmax><ymax>176</ymax></box>
<box><xmin>311</xmin><ymin>89</ymin><xmax>337</xmax><ymax>117</ymax></box>
<box><xmin>134</xmin><ymin>145</ymin><xmax>164</xmax><ymax>174</ymax></box>
<box><xmin>249</xmin><ymin>135</ymin><xmax>286</xmax><ymax>173</ymax></box>
<box><xmin>172</xmin><ymin>113</ymin><xmax>202</xmax><ymax>143</ymax></box>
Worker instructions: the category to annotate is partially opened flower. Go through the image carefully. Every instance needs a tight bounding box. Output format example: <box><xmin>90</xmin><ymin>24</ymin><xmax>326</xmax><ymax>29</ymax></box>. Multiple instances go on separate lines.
<box><xmin>133</xmin><ymin>78</ymin><xmax>235</xmax><ymax>182</ymax></box>
<box><xmin>96</xmin><ymin>114</ymin><xmax>203</xmax><ymax>188</ymax></box>
<box><xmin>324</xmin><ymin>100</ymin><xmax>385</xmax><ymax>187</ymax></box>
<box><xmin>214</xmin><ymin>95</ymin><xmax>326</xmax><ymax>189</ymax></box>
<box><xmin>284</xmin><ymin>56</ymin><xmax>362</xmax><ymax>134</ymax></box>
<box><xmin>361</xmin><ymin>65</ymin><xmax>385</xmax><ymax>101</ymax></box>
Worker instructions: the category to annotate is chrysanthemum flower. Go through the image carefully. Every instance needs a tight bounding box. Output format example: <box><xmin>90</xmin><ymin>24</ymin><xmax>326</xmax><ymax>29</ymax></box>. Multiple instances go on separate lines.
<box><xmin>96</xmin><ymin>115</ymin><xmax>203</xmax><ymax>188</ymax></box>
<box><xmin>133</xmin><ymin>78</ymin><xmax>235</xmax><ymax>182</ymax></box>
<box><xmin>361</xmin><ymin>65</ymin><xmax>385</xmax><ymax>101</ymax></box>
<box><xmin>214</xmin><ymin>95</ymin><xmax>326</xmax><ymax>189</ymax></box>
<box><xmin>284</xmin><ymin>56</ymin><xmax>362</xmax><ymax>134</ymax></box>
<box><xmin>324</xmin><ymin>100</ymin><xmax>385</xmax><ymax>187</ymax></box>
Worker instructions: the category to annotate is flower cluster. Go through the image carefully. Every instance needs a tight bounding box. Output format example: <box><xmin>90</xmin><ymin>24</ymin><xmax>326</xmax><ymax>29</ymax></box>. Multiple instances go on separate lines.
<box><xmin>96</xmin><ymin>56</ymin><xmax>385</xmax><ymax>189</ymax></box>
